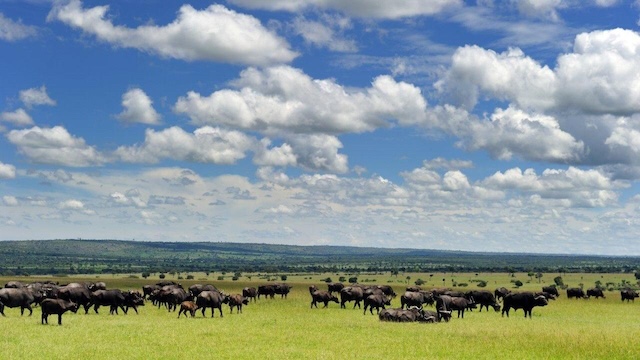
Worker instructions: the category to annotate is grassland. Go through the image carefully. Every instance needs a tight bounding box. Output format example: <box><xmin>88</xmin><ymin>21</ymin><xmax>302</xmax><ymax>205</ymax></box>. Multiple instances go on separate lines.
<box><xmin>0</xmin><ymin>272</ymin><xmax>639</xmax><ymax>359</ymax></box>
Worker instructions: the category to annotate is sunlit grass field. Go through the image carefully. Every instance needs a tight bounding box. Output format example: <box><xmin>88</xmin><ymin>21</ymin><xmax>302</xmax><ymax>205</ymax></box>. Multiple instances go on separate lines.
<box><xmin>0</xmin><ymin>272</ymin><xmax>639</xmax><ymax>359</ymax></box>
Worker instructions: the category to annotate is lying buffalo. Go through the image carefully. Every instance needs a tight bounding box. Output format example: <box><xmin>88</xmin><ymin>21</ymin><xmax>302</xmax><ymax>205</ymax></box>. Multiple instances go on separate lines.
<box><xmin>379</xmin><ymin>307</ymin><xmax>450</xmax><ymax>323</ymax></box>
<box><xmin>502</xmin><ymin>292</ymin><xmax>548</xmax><ymax>318</ymax></box>
<box><xmin>41</xmin><ymin>298</ymin><xmax>78</xmax><ymax>325</ymax></box>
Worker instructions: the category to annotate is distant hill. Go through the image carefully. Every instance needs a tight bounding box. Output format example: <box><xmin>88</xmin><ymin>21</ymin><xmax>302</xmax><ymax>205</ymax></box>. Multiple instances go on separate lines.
<box><xmin>0</xmin><ymin>239</ymin><xmax>638</xmax><ymax>276</ymax></box>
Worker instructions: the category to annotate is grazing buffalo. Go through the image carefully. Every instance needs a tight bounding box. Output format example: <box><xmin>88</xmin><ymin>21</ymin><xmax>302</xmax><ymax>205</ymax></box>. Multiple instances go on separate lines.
<box><xmin>91</xmin><ymin>289</ymin><xmax>126</xmax><ymax>315</ymax></box>
<box><xmin>542</xmin><ymin>286</ymin><xmax>560</xmax><ymax>298</ymax></box>
<box><xmin>40</xmin><ymin>299</ymin><xmax>78</xmax><ymax>325</ymax></box>
<box><xmin>566</xmin><ymin>288</ymin><xmax>587</xmax><ymax>299</ymax></box>
<box><xmin>327</xmin><ymin>283</ymin><xmax>345</xmax><ymax>294</ymax></box>
<box><xmin>494</xmin><ymin>287</ymin><xmax>511</xmax><ymax>302</ymax></box>
<box><xmin>57</xmin><ymin>285</ymin><xmax>93</xmax><ymax>314</ymax></box>
<box><xmin>586</xmin><ymin>288</ymin><xmax>606</xmax><ymax>299</ymax></box>
<box><xmin>621</xmin><ymin>289</ymin><xmax>639</xmax><ymax>302</ymax></box>
<box><xmin>274</xmin><ymin>283</ymin><xmax>292</xmax><ymax>298</ymax></box>
<box><xmin>0</xmin><ymin>288</ymin><xmax>39</xmax><ymax>316</ymax></box>
<box><xmin>310</xmin><ymin>290</ymin><xmax>339</xmax><ymax>309</ymax></box>
<box><xmin>196</xmin><ymin>290</ymin><xmax>228</xmax><ymax>318</ymax></box>
<box><xmin>363</xmin><ymin>294</ymin><xmax>391</xmax><ymax>315</ymax></box>
<box><xmin>243</xmin><ymin>287</ymin><xmax>258</xmax><ymax>302</ymax></box>
<box><xmin>178</xmin><ymin>301</ymin><xmax>198</xmax><ymax>318</ymax></box>
<box><xmin>257</xmin><ymin>285</ymin><xmax>276</xmax><ymax>299</ymax></box>
<box><xmin>228</xmin><ymin>294</ymin><xmax>249</xmax><ymax>314</ymax></box>
<box><xmin>502</xmin><ymin>292</ymin><xmax>548</xmax><ymax>318</ymax></box>
<box><xmin>340</xmin><ymin>286</ymin><xmax>365</xmax><ymax>309</ymax></box>
<box><xmin>400</xmin><ymin>291</ymin><xmax>434</xmax><ymax>309</ymax></box>
<box><xmin>466</xmin><ymin>290</ymin><xmax>500</xmax><ymax>312</ymax></box>
<box><xmin>376</xmin><ymin>285</ymin><xmax>396</xmax><ymax>298</ymax></box>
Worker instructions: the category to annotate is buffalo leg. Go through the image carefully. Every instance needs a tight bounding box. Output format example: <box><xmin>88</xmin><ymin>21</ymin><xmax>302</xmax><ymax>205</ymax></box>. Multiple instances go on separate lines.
<box><xmin>57</xmin><ymin>314</ymin><xmax>62</xmax><ymax>325</ymax></box>
<box><xmin>42</xmin><ymin>312</ymin><xmax>48</xmax><ymax>324</ymax></box>
<box><xmin>218</xmin><ymin>306</ymin><xmax>223</xmax><ymax>318</ymax></box>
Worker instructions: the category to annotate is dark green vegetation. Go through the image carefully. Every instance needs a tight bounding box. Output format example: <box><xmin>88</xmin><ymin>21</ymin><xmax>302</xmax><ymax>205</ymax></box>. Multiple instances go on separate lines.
<box><xmin>1</xmin><ymin>239</ymin><xmax>640</xmax><ymax>276</ymax></box>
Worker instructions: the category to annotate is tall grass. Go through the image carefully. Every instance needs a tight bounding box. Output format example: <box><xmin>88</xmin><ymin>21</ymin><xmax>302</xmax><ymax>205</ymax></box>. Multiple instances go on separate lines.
<box><xmin>0</xmin><ymin>273</ymin><xmax>638</xmax><ymax>359</ymax></box>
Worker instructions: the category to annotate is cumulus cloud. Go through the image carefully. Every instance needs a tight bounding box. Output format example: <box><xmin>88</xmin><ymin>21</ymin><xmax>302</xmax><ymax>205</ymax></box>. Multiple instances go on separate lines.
<box><xmin>2</xmin><ymin>195</ymin><xmax>18</xmax><ymax>206</ymax></box>
<box><xmin>19</xmin><ymin>85</ymin><xmax>56</xmax><ymax>108</ymax></box>
<box><xmin>116</xmin><ymin>88</ymin><xmax>161</xmax><ymax>125</ymax></box>
<box><xmin>58</xmin><ymin>199</ymin><xmax>85</xmax><ymax>210</ymax></box>
<box><xmin>115</xmin><ymin>126</ymin><xmax>256</xmax><ymax>164</ymax></box>
<box><xmin>174</xmin><ymin>65</ymin><xmax>427</xmax><ymax>135</ymax></box>
<box><xmin>47</xmin><ymin>1</ymin><xmax>297</xmax><ymax>66</ymax></box>
<box><xmin>0</xmin><ymin>162</ymin><xmax>16</xmax><ymax>179</ymax></box>
<box><xmin>1</xmin><ymin>109</ymin><xmax>33</xmax><ymax>126</ymax></box>
<box><xmin>254</xmin><ymin>135</ymin><xmax>349</xmax><ymax>173</ymax></box>
<box><xmin>0</xmin><ymin>13</ymin><xmax>37</xmax><ymax>41</ymax></box>
<box><xmin>6</xmin><ymin>126</ymin><xmax>105</xmax><ymax>167</ymax></box>
<box><xmin>229</xmin><ymin>0</ymin><xmax>462</xmax><ymax>19</ymax></box>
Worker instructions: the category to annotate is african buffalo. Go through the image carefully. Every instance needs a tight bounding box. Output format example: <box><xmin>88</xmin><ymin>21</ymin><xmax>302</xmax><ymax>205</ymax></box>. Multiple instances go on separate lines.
<box><xmin>327</xmin><ymin>282</ymin><xmax>345</xmax><ymax>294</ymax></box>
<box><xmin>142</xmin><ymin>285</ymin><xmax>160</xmax><ymax>301</ymax></box>
<box><xmin>274</xmin><ymin>283</ymin><xmax>292</xmax><ymax>298</ymax></box>
<box><xmin>155</xmin><ymin>285</ymin><xmax>189</xmax><ymax>311</ymax></box>
<box><xmin>228</xmin><ymin>294</ymin><xmax>249</xmax><ymax>314</ymax></box>
<box><xmin>534</xmin><ymin>291</ymin><xmax>557</xmax><ymax>301</ymax></box>
<box><xmin>376</xmin><ymin>285</ymin><xmax>397</xmax><ymax>298</ymax></box>
<box><xmin>156</xmin><ymin>280</ymin><xmax>178</xmax><ymax>287</ymax></box>
<box><xmin>566</xmin><ymin>288</ymin><xmax>587</xmax><ymax>299</ymax></box>
<box><xmin>40</xmin><ymin>299</ymin><xmax>78</xmax><ymax>325</ymax></box>
<box><xmin>437</xmin><ymin>294</ymin><xmax>476</xmax><ymax>318</ymax></box>
<box><xmin>188</xmin><ymin>284</ymin><xmax>218</xmax><ymax>298</ymax></box>
<box><xmin>0</xmin><ymin>288</ymin><xmax>39</xmax><ymax>316</ymax></box>
<box><xmin>178</xmin><ymin>301</ymin><xmax>198</xmax><ymax>318</ymax></box>
<box><xmin>91</xmin><ymin>289</ymin><xmax>126</xmax><ymax>315</ymax></box>
<box><xmin>378</xmin><ymin>307</ymin><xmax>423</xmax><ymax>322</ymax></box>
<box><xmin>542</xmin><ymin>286</ymin><xmax>560</xmax><ymax>298</ymax></box>
<box><xmin>494</xmin><ymin>287</ymin><xmax>511</xmax><ymax>302</ymax></box>
<box><xmin>196</xmin><ymin>290</ymin><xmax>228</xmax><ymax>317</ymax></box>
<box><xmin>242</xmin><ymin>287</ymin><xmax>258</xmax><ymax>302</ymax></box>
<box><xmin>123</xmin><ymin>290</ymin><xmax>145</xmax><ymax>314</ymax></box>
<box><xmin>4</xmin><ymin>281</ymin><xmax>24</xmax><ymax>288</ymax></box>
<box><xmin>257</xmin><ymin>285</ymin><xmax>276</xmax><ymax>299</ymax></box>
<box><xmin>586</xmin><ymin>288</ymin><xmax>606</xmax><ymax>299</ymax></box>
<box><xmin>88</xmin><ymin>282</ymin><xmax>107</xmax><ymax>292</ymax></box>
<box><xmin>502</xmin><ymin>292</ymin><xmax>548</xmax><ymax>318</ymax></box>
<box><xmin>621</xmin><ymin>289</ymin><xmax>639</xmax><ymax>302</ymax></box>
<box><xmin>340</xmin><ymin>286</ymin><xmax>365</xmax><ymax>309</ymax></box>
<box><xmin>363</xmin><ymin>294</ymin><xmax>391</xmax><ymax>315</ymax></box>
<box><xmin>466</xmin><ymin>290</ymin><xmax>500</xmax><ymax>312</ymax></box>
<box><xmin>400</xmin><ymin>291</ymin><xmax>434</xmax><ymax>309</ymax></box>
<box><xmin>311</xmin><ymin>290</ymin><xmax>339</xmax><ymax>308</ymax></box>
<box><xmin>57</xmin><ymin>285</ymin><xmax>93</xmax><ymax>314</ymax></box>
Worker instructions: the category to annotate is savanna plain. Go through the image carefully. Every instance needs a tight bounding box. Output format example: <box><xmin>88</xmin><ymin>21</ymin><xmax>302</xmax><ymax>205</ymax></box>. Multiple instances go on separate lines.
<box><xmin>1</xmin><ymin>272</ymin><xmax>638</xmax><ymax>360</ymax></box>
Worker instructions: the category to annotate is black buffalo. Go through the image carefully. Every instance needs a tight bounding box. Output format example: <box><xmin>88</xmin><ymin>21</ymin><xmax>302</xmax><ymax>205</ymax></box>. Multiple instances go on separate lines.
<box><xmin>494</xmin><ymin>287</ymin><xmax>511</xmax><ymax>302</ymax></box>
<box><xmin>363</xmin><ymin>294</ymin><xmax>391</xmax><ymax>315</ymax></box>
<box><xmin>502</xmin><ymin>292</ymin><xmax>548</xmax><ymax>318</ymax></box>
<box><xmin>188</xmin><ymin>284</ymin><xmax>218</xmax><ymax>298</ymax></box>
<box><xmin>340</xmin><ymin>286</ymin><xmax>365</xmax><ymax>309</ymax></box>
<box><xmin>123</xmin><ymin>290</ymin><xmax>145</xmax><ymax>314</ymax></box>
<box><xmin>566</xmin><ymin>288</ymin><xmax>587</xmax><ymax>299</ymax></box>
<box><xmin>586</xmin><ymin>288</ymin><xmax>606</xmax><ymax>299</ymax></box>
<box><xmin>196</xmin><ymin>290</ymin><xmax>228</xmax><ymax>317</ymax></box>
<box><xmin>57</xmin><ymin>285</ymin><xmax>93</xmax><ymax>314</ymax></box>
<box><xmin>542</xmin><ymin>286</ymin><xmax>560</xmax><ymax>298</ymax></box>
<box><xmin>379</xmin><ymin>307</ymin><xmax>449</xmax><ymax>322</ymax></box>
<box><xmin>274</xmin><ymin>283</ymin><xmax>292</xmax><ymax>298</ymax></box>
<box><xmin>242</xmin><ymin>287</ymin><xmax>258</xmax><ymax>302</ymax></box>
<box><xmin>91</xmin><ymin>289</ymin><xmax>126</xmax><ymax>315</ymax></box>
<box><xmin>4</xmin><ymin>281</ymin><xmax>24</xmax><ymax>288</ymax></box>
<box><xmin>257</xmin><ymin>285</ymin><xmax>276</xmax><ymax>299</ymax></box>
<box><xmin>40</xmin><ymin>299</ymin><xmax>78</xmax><ymax>325</ymax></box>
<box><xmin>466</xmin><ymin>290</ymin><xmax>500</xmax><ymax>312</ymax></box>
<box><xmin>327</xmin><ymin>282</ymin><xmax>345</xmax><ymax>294</ymax></box>
<box><xmin>310</xmin><ymin>290</ymin><xmax>339</xmax><ymax>308</ymax></box>
<box><xmin>142</xmin><ymin>285</ymin><xmax>160</xmax><ymax>300</ymax></box>
<box><xmin>400</xmin><ymin>291</ymin><xmax>434</xmax><ymax>309</ymax></box>
<box><xmin>376</xmin><ymin>285</ymin><xmax>396</xmax><ymax>298</ymax></box>
<box><xmin>534</xmin><ymin>291</ymin><xmax>557</xmax><ymax>301</ymax></box>
<box><xmin>621</xmin><ymin>289</ymin><xmax>639</xmax><ymax>302</ymax></box>
<box><xmin>437</xmin><ymin>295</ymin><xmax>476</xmax><ymax>318</ymax></box>
<box><xmin>0</xmin><ymin>288</ymin><xmax>40</xmax><ymax>316</ymax></box>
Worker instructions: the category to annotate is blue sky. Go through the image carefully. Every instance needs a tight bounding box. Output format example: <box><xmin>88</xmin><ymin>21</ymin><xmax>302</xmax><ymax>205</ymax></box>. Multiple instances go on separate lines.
<box><xmin>2</xmin><ymin>0</ymin><xmax>640</xmax><ymax>255</ymax></box>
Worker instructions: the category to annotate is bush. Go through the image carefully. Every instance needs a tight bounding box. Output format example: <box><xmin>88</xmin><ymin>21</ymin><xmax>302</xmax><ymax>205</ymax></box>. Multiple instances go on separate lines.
<box><xmin>477</xmin><ymin>281</ymin><xmax>487</xmax><ymax>288</ymax></box>
<box><xmin>159</xmin><ymin>273</ymin><xmax>166</xmax><ymax>279</ymax></box>
<box><xmin>280</xmin><ymin>275</ymin><xmax>288</xmax><ymax>281</ymax></box>
<box><xmin>217</xmin><ymin>276</ymin><xmax>224</xmax><ymax>281</ymax></box>
<box><xmin>349</xmin><ymin>277</ymin><xmax>358</xmax><ymax>283</ymax></box>
<box><xmin>415</xmin><ymin>278</ymin><xmax>425</xmax><ymax>286</ymax></box>
<box><xmin>339</xmin><ymin>276</ymin><xmax>346</xmax><ymax>282</ymax></box>
<box><xmin>321</xmin><ymin>277</ymin><xmax>332</xmax><ymax>283</ymax></box>
<box><xmin>232</xmin><ymin>276</ymin><xmax>239</xmax><ymax>281</ymax></box>
<box><xmin>186</xmin><ymin>275</ymin><xmax>194</xmax><ymax>280</ymax></box>
<box><xmin>141</xmin><ymin>272</ymin><xmax>150</xmax><ymax>279</ymax></box>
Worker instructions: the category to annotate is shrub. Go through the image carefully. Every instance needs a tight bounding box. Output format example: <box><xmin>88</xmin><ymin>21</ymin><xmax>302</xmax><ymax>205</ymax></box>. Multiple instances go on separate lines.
<box><xmin>415</xmin><ymin>278</ymin><xmax>425</xmax><ymax>286</ymax></box>
<box><xmin>186</xmin><ymin>275</ymin><xmax>194</xmax><ymax>280</ymax></box>
<box><xmin>217</xmin><ymin>276</ymin><xmax>224</xmax><ymax>281</ymax></box>
<box><xmin>280</xmin><ymin>275</ymin><xmax>288</xmax><ymax>281</ymax></box>
<box><xmin>159</xmin><ymin>273</ymin><xmax>166</xmax><ymax>279</ymax></box>
<box><xmin>321</xmin><ymin>277</ymin><xmax>332</xmax><ymax>283</ymax></box>
<box><xmin>349</xmin><ymin>277</ymin><xmax>358</xmax><ymax>283</ymax></box>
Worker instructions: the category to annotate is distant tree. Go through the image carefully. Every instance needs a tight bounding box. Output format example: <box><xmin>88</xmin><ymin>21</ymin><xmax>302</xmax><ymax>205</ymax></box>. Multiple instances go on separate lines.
<box><xmin>186</xmin><ymin>275</ymin><xmax>194</xmax><ymax>280</ymax></box>
<box><xmin>232</xmin><ymin>276</ymin><xmax>239</xmax><ymax>281</ymax></box>
<box><xmin>406</xmin><ymin>275</ymin><xmax>411</xmax><ymax>284</ymax></box>
<box><xmin>513</xmin><ymin>280</ymin><xmax>523</xmax><ymax>288</ymax></box>
<box><xmin>415</xmin><ymin>278</ymin><xmax>425</xmax><ymax>286</ymax></box>
<box><xmin>635</xmin><ymin>270</ymin><xmax>640</xmax><ymax>280</ymax></box>
<box><xmin>217</xmin><ymin>276</ymin><xmax>224</xmax><ymax>281</ymax></box>
<box><xmin>339</xmin><ymin>276</ymin><xmax>346</xmax><ymax>282</ymax></box>
<box><xmin>141</xmin><ymin>272</ymin><xmax>150</xmax><ymax>279</ymax></box>
<box><xmin>554</xmin><ymin>276</ymin><xmax>564</xmax><ymax>287</ymax></box>
<box><xmin>477</xmin><ymin>280</ymin><xmax>487</xmax><ymax>288</ymax></box>
<box><xmin>391</xmin><ymin>270</ymin><xmax>399</xmax><ymax>277</ymax></box>
<box><xmin>349</xmin><ymin>277</ymin><xmax>358</xmax><ymax>284</ymax></box>
<box><xmin>280</xmin><ymin>275</ymin><xmax>287</xmax><ymax>281</ymax></box>
<box><xmin>322</xmin><ymin>277</ymin><xmax>332</xmax><ymax>283</ymax></box>
<box><xmin>528</xmin><ymin>272</ymin><xmax>535</xmax><ymax>281</ymax></box>
<box><xmin>159</xmin><ymin>273</ymin><xmax>166</xmax><ymax>279</ymax></box>
<box><xmin>535</xmin><ymin>272</ymin><xmax>543</xmax><ymax>283</ymax></box>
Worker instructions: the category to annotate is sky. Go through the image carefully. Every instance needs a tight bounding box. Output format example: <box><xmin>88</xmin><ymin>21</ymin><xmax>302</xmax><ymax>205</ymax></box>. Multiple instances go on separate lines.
<box><xmin>3</xmin><ymin>0</ymin><xmax>640</xmax><ymax>255</ymax></box>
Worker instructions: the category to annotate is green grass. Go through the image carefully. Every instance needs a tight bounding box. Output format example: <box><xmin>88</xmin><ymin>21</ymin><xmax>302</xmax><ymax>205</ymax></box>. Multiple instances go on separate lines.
<box><xmin>0</xmin><ymin>273</ymin><xmax>639</xmax><ymax>359</ymax></box>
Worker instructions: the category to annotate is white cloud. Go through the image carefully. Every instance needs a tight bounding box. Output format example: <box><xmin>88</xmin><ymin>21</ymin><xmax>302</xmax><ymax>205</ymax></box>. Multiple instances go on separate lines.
<box><xmin>6</xmin><ymin>126</ymin><xmax>105</xmax><ymax>167</ymax></box>
<box><xmin>0</xmin><ymin>13</ymin><xmax>37</xmax><ymax>41</ymax></box>
<box><xmin>115</xmin><ymin>126</ymin><xmax>256</xmax><ymax>164</ymax></box>
<box><xmin>58</xmin><ymin>199</ymin><xmax>84</xmax><ymax>210</ymax></box>
<box><xmin>513</xmin><ymin>0</ymin><xmax>565</xmax><ymax>21</ymax></box>
<box><xmin>174</xmin><ymin>65</ymin><xmax>427</xmax><ymax>135</ymax></box>
<box><xmin>0</xmin><ymin>162</ymin><xmax>16</xmax><ymax>179</ymax></box>
<box><xmin>291</xmin><ymin>16</ymin><xmax>357</xmax><ymax>52</ymax></box>
<box><xmin>442</xmin><ymin>170</ymin><xmax>470</xmax><ymax>191</ymax></box>
<box><xmin>19</xmin><ymin>85</ymin><xmax>56</xmax><ymax>108</ymax></box>
<box><xmin>229</xmin><ymin>0</ymin><xmax>462</xmax><ymax>19</ymax></box>
<box><xmin>0</xmin><ymin>109</ymin><xmax>33</xmax><ymax>126</ymax></box>
<box><xmin>2</xmin><ymin>196</ymin><xmax>18</xmax><ymax>206</ymax></box>
<box><xmin>116</xmin><ymin>88</ymin><xmax>161</xmax><ymax>125</ymax></box>
<box><xmin>48</xmin><ymin>1</ymin><xmax>297</xmax><ymax>66</ymax></box>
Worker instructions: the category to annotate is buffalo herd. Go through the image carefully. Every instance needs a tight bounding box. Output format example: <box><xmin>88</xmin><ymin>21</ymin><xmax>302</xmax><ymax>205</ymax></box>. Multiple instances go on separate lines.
<box><xmin>1</xmin><ymin>279</ymin><xmax>638</xmax><ymax>326</ymax></box>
